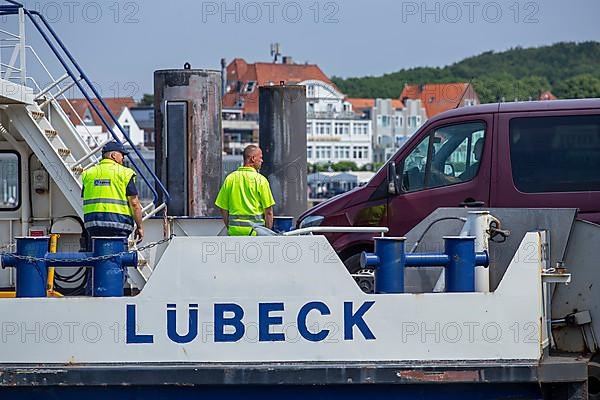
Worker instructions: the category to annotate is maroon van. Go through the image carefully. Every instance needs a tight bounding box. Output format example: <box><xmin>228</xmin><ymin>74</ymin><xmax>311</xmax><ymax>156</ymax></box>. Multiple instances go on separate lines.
<box><xmin>297</xmin><ymin>99</ymin><xmax>600</xmax><ymax>271</ymax></box>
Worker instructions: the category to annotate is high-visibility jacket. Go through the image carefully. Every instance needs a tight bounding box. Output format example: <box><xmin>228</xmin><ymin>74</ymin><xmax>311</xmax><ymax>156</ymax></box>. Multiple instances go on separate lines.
<box><xmin>82</xmin><ymin>159</ymin><xmax>135</xmax><ymax>233</ymax></box>
<box><xmin>215</xmin><ymin>166</ymin><xmax>275</xmax><ymax>236</ymax></box>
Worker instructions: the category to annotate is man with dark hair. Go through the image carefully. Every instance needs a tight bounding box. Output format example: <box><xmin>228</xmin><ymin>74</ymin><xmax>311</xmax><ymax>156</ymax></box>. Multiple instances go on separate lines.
<box><xmin>215</xmin><ymin>145</ymin><xmax>275</xmax><ymax>235</ymax></box>
<box><xmin>82</xmin><ymin>141</ymin><xmax>144</xmax><ymax>242</ymax></box>
<box><xmin>459</xmin><ymin>138</ymin><xmax>484</xmax><ymax>181</ymax></box>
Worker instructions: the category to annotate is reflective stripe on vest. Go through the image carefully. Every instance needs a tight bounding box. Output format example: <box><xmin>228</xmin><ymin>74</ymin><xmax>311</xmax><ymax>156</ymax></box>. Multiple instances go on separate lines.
<box><xmin>229</xmin><ymin>220</ymin><xmax>265</xmax><ymax>227</ymax></box>
<box><xmin>83</xmin><ymin>211</ymin><xmax>134</xmax><ymax>232</ymax></box>
<box><xmin>83</xmin><ymin>198</ymin><xmax>129</xmax><ymax>206</ymax></box>
<box><xmin>229</xmin><ymin>214</ymin><xmax>265</xmax><ymax>223</ymax></box>
<box><xmin>84</xmin><ymin>220</ymin><xmax>134</xmax><ymax>231</ymax></box>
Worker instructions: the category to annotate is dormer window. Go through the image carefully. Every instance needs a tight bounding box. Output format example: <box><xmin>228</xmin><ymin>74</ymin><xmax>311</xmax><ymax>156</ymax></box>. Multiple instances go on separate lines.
<box><xmin>307</xmin><ymin>85</ymin><xmax>315</xmax><ymax>97</ymax></box>
<box><xmin>83</xmin><ymin>107</ymin><xmax>93</xmax><ymax>125</ymax></box>
<box><xmin>245</xmin><ymin>81</ymin><xmax>256</xmax><ymax>93</ymax></box>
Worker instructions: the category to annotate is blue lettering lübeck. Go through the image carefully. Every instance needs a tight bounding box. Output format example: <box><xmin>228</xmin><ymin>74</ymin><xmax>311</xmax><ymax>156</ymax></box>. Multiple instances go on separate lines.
<box><xmin>125</xmin><ymin>301</ymin><xmax>375</xmax><ymax>344</ymax></box>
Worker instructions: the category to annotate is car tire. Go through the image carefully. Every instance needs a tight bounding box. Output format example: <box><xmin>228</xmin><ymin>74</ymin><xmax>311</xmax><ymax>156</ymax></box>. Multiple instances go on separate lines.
<box><xmin>343</xmin><ymin>253</ymin><xmax>363</xmax><ymax>274</ymax></box>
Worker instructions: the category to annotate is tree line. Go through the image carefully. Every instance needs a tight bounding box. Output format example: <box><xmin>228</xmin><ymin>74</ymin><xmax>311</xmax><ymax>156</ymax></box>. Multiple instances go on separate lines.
<box><xmin>331</xmin><ymin>42</ymin><xmax>600</xmax><ymax>103</ymax></box>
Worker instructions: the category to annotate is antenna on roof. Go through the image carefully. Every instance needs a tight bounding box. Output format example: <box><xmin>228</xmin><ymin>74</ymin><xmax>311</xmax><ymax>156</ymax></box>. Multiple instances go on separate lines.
<box><xmin>270</xmin><ymin>43</ymin><xmax>281</xmax><ymax>63</ymax></box>
<box><xmin>455</xmin><ymin>77</ymin><xmax>474</xmax><ymax>109</ymax></box>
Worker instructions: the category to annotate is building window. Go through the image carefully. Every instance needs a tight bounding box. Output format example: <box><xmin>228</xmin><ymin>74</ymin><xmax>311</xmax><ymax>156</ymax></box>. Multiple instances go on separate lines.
<box><xmin>396</xmin><ymin>116</ymin><xmax>403</xmax><ymax>127</ymax></box>
<box><xmin>335</xmin><ymin>122</ymin><xmax>349</xmax><ymax>135</ymax></box>
<box><xmin>306</xmin><ymin>122</ymin><xmax>312</xmax><ymax>135</ymax></box>
<box><xmin>316</xmin><ymin>122</ymin><xmax>331</xmax><ymax>135</ymax></box>
<box><xmin>307</xmin><ymin>148</ymin><xmax>313</xmax><ymax>158</ymax></box>
<box><xmin>0</xmin><ymin>152</ymin><xmax>20</xmax><ymax>210</ymax></box>
<box><xmin>245</xmin><ymin>81</ymin><xmax>256</xmax><ymax>93</ymax></box>
<box><xmin>416</xmin><ymin>116</ymin><xmax>422</xmax><ymax>126</ymax></box>
<box><xmin>83</xmin><ymin>108</ymin><xmax>93</xmax><ymax>125</ymax></box>
<box><xmin>307</xmin><ymin>85</ymin><xmax>315</xmax><ymax>97</ymax></box>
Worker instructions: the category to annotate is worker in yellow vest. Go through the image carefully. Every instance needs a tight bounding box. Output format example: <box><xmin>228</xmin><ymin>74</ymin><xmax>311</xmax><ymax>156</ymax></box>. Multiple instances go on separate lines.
<box><xmin>82</xmin><ymin>141</ymin><xmax>144</xmax><ymax>243</ymax></box>
<box><xmin>215</xmin><ymin>145</ymin><xmax>275</xmax><ymax>236</ymax></box>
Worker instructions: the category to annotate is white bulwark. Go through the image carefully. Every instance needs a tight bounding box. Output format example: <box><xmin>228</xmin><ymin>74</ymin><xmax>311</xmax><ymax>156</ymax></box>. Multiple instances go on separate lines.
<box><xmin>0</xmin><ymin>234</ymin><xmax>544</xmax><ymax>364</ymax></box>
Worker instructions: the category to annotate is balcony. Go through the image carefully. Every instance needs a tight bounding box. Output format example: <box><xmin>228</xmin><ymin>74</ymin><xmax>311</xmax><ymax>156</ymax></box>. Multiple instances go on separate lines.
<box><xmin>307</xmin><ymin>111</ymin><xmax>366</xmax><ymax>120</ymax></box>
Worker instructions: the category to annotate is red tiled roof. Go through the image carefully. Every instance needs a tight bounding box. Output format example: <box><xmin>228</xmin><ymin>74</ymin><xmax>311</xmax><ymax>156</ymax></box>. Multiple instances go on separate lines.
<box><xmin>346</xmin><ymin>98</ymin><xmax>374</xmax><ymax>110</ymax></box>
<box><xmin>539</xmin><ymin>90</ymin><xmax>557</xmax><ymax>101</ymax></box>
<box><xmin>58</xmin><ymin>97</ymin><xmax>136</xmax><ymax>128</ymax></box>
<box><xmin>391</xmin><ymin>99</ymin><xmax>404</xmax><ymax>109</ymax></box>
<box><xmin>400</xmin><ymin>83</ymin><xmax>478</xmax><ymax>118</ymax></box>
<box><xmin>346</xmin><ymin>98</ymin><xmax>404</xmax><ymax>114</ymax></box>
<box><xmin>223</xmin><ymin>58</ymin><xmax>333</xmax><ymax>114</ymax></box>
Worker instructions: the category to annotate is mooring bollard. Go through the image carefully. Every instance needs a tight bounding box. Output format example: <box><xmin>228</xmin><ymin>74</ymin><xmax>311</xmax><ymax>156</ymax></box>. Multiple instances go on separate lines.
<box><xmin>1</xmin><ymin>236</ymin><xmax>137</xmax><ymax>298</ymax></box>
<box><xmin>272</xmin><ymin>216</ymin><xmax>294</xmax><ymax>233</ymax></box>
<box><xmin>1</xmin><ymin>237</ymin><xmax>50</xmax><ymax>298</ymax></box>
<box><xmin>361</xmin><ymin>237</ymin><xmax>406</xmax><ymax>294</ymax></box>
<box><xmin>92</xmin><ymin>237</ymin><xmax>136</xmax><ymax>297</ymax></box>
<box><xmin>361</xmin><ymin>236</ymin><xmax>488</xmax><ymax>294</ymax></box>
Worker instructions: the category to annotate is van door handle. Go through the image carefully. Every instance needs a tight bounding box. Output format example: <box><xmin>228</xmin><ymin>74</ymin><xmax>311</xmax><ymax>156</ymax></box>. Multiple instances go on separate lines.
<box><xmin>460</xmin><ymin>200</ymin><xmax>485</xmax><ymax>207</ymax></box>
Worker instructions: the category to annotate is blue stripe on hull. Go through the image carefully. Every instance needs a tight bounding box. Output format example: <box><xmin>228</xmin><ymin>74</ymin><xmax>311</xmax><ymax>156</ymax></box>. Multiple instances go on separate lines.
<box><xmin>2</xmin><ymin>383</ymin><xmax>542</xmax><ymax>400</ymax></box>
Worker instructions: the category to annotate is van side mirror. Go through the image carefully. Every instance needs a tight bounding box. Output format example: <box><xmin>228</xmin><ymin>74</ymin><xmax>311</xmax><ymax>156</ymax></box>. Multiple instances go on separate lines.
<box><xmin>387</xmin><ymin>161</ymin><xmax>402</xmax><ymax>195</ymax></box>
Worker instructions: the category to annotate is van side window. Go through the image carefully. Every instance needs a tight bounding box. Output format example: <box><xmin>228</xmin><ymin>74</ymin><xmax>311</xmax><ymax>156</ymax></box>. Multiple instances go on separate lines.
<box><xmin>0</xmin><ymin>152</ymin><xmax>20</xmax><ymax>210</ymax></box>
<box><xmin>510</xmin><ymin>115</ymin><xmax>600</xmax><ymax>192</ymax></box>
<box><xmin>401</xmin><ymin>135</ymin><xmax>429</xmax><ymax>191</ymax></box>
<box><xmin>401</xmin><ymin>122</ymin><xmax>486</xmax><ymax>192</ymax></box>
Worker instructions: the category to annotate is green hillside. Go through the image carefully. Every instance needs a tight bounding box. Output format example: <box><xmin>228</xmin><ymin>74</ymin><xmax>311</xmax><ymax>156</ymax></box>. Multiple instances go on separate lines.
<box><xmin>331</xmin><ymin>42</ymin><xmax>600</xmax><ymax>103</ymax></box>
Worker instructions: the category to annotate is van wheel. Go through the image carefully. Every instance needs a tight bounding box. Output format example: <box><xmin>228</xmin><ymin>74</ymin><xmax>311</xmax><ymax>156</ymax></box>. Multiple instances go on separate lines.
<box><xmin>344</xmin><ymin>253</ymin><xmax>375</xmax><ymax>294</ymax></box>
<box><xmin>343</xmin><ymin>253</ymin><xmax>363</xmax><ymax>274</ymax></box>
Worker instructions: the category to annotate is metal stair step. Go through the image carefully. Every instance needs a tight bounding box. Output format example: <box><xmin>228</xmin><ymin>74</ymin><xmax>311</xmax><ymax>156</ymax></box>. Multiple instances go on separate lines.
<box><xmin>31</xmin><ymin>111</ymin><xmax>45</xmax><ymax>119</ymax></box>
<box><xmin>45</xmin><ymin>129</ymin><xmax>58</xmax><ymax>138</ymax></box>
<box><xmin>57</xmin><ymin>148</ymin><xmax>71</xmax><ymax>157</ymax></box>
<box><xmin>71</xmin><ymin>166</ymin><xmax>84</xmax><ymax>175</ymax></box>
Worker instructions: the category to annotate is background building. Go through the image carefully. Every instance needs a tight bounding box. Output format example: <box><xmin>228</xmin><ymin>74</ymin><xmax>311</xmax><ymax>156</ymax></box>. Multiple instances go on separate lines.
<box><xmin>222</xmin><ymin>57</ymin><xmax>373</xmax><ymax>166</ymax></box>
<box><xmin>59</xmin><ymin>97</ymin><xmax>144</xmax><ymax>148</ymax></box>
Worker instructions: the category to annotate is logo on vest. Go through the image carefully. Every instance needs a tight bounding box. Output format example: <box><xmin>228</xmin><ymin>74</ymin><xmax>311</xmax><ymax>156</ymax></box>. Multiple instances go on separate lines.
<box><xmin>94</xmin><ymin>179</ymin><xmax>111</xmax><ymax>186</ymax></box>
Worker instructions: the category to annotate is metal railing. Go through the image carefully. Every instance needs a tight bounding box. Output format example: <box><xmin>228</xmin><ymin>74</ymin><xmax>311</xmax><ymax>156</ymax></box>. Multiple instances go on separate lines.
<box><xmin>1</xmin><ymin>1</ymin><xmax>170</xmax><ymax>207</ymax></box>
<box><xmin>282</xmin><ymin>226</ymin><xmax>388</xmax><ymax>236</ymax></box>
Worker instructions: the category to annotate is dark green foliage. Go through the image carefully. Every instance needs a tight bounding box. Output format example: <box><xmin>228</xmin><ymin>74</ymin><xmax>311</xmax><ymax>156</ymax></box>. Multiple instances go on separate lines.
<box><xmin>331</xmin><ymin>161</ymin><xmax>358</xmax><ymax>172</ymax></box>
<box><xmin>332</xmin><ymin>42</ymin><xmax>600</xmax><ymax>103</ymax></box>
<box><xmin>137</xmin><ymin>94</ymin><xmax>154</xmax><ymax>106</ymax></box>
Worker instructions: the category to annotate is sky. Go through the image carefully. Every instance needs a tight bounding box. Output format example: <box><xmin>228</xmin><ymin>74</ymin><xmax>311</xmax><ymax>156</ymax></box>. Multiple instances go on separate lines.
<box><xmin>7</xmin><ymin>0</ymin><xmax>600</xmax><ymax>98</ymax></box>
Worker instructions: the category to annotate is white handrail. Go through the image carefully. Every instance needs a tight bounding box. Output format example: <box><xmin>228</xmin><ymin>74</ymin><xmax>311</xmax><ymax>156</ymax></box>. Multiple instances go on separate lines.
<box><xmin>142</xmin><ymin>202</ymin><xmax>166</xmax><ymax>222</ymax></box>
<box><xmin>25</xmin><ymin>45</ymin><xmax>101</xmax><ymax>149</ymax></box>
<box><xmin>35</xmin><ymin>72</ymin><xmax>69</xmax><ymax>99</ymax></box>
<box><xmin>282</xmin><ymin>226</ymin><xmax>388</xmax><ymax>236</ymax></box>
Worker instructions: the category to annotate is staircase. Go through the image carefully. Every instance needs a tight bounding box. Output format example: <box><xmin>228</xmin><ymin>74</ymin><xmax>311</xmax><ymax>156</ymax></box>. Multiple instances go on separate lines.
<box><xmin>6</xmin><ymin>101</ymin><xmax>93</xmax><ymax>217</ymax></box>
<box><xmin>0</xmin><ymin>1</ymin><xmax>170</xmax><ymax>289</ymax></box>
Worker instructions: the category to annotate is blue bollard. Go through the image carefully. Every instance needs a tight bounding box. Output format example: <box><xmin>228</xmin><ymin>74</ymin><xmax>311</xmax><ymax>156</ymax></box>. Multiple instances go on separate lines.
<box><xmin>0</xmin><ymin>237</ymin><xmax>50</xmax><ymax>298</ymax></box>
<box><xmin>363</xmin><ymin>237</ymin><xmax>407</xmax><ymax>294</ymax></box>
<box><xmin>16</xmin><ymin>237</ymin><xmax>49</xmax><ymax>298</ymax></box>
<box><xmin>273</xmin><ymin>216</ymin><xmax>294</xmax><ymax>233</ymax></box>
<box><xmin>1</xmin><ymin>236</ymin><xmax>138</xmax><ymax>298</ymax></box>
<box><xmin>444</xmin><ymin>236</ymin><xmax>476</xmax><ymax>292</ymax></box>
<box><xmin>92</xmin><ymin>237</ymin><xmax>135</xmax><ymax>297</ymax></box>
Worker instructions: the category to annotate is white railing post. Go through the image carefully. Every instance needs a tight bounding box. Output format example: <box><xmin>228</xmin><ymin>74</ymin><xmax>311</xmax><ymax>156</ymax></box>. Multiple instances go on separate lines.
<box><xmin>18</xmin><ymin>7</ymin><xmax>26</xmax><ymax>85</ymax></box>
